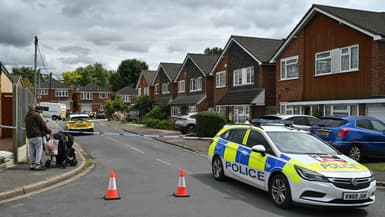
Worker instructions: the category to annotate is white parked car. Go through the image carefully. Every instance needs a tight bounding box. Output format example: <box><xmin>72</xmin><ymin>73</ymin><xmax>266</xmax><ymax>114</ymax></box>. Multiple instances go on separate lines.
<box><xmin>174</xmin><ymin>112</ymin><xmax>197</xmax><ymax>134</ymax></box>
<box><xmin>261</xmin><ymin>114</ymin><xmax>320</xmax><ymax>131</ymax></box>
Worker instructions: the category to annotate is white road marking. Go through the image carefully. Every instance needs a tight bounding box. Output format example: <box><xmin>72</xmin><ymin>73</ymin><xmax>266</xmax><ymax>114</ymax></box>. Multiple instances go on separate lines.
<box><xmin>155</xmin><ymin>158</ymin><xmax>171</xmax><ymax>166</ymax></box>
<box><xmin>129</xmin><ymin>146</ymin><xmax>145</xmax><ymax>154</ymax></box>
<box><xmin>11</xmin><ymin>203</ymin><xmax>24</xmax><ymax>208</ymax></box>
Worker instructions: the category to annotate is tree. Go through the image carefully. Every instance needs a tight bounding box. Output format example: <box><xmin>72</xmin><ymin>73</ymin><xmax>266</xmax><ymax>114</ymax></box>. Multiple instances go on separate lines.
<box><xmin>109</xmin><ymin>72</ymin><xmax>122</xmax><ymax>92</ymax></box>
<box><xmin>68</xmin><ymin>63</ymin><xmax>111</xmax><ymax>88</ymax></box>
<box><xmin>204</xmin><ymin>47</ymin><xmax>223</xmax><ymax>55</ymax></box>
<box><xmin>104</xmin><ymin>97</ymin><xmax>126</xmax><ymax>119</ymax></box>
<box><xmin>62</xmin><ymin>71</ymin><xmax>82</xmax><ymax>87</ymax></box>
<box><xmin>116</xmin><ymin>59</ymin><xmax>148</xmax><ymax>90</ymax></box>
<box><xmin>12</xmin><ymin>66</ymin><xmax>38</xmax><ymax>83</ymax></box>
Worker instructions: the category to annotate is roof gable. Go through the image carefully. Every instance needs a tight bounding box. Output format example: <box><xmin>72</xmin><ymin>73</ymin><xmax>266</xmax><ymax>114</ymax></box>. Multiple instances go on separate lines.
<box><xmin>211</xmin><ymin>35</ymin><xmax>283</xmax><ymax>74</ymax></box>
<box><xmin>115</xmin><ymin>86</ymin><xmax>137</xmax><ymax>95</ymax></box>
<box><xmin>136</xmin><ymin>70</ymin><xmax>156</xmax><ymax>89</ymax></box>
<box><xmin>175</xmin><ymin>53</ymin><xmax>219</xmax><ymax>80</ymax></box>
<box><xmin>271</xmin><ymin>4</ymin><xmax>385</xmax><ymax>62</ymax></box>
<box><xmin>40</xmin><ymin>79</ymin><xmax>70</xmax><ymax>89</ymax></box>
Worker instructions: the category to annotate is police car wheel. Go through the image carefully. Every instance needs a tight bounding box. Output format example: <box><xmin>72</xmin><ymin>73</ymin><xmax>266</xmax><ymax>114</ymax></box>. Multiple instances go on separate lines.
<box><xmin>269</xmin><ymin>174</ymin><xmax>292</xmax><ymax>208</ymax></box>
<box><xmin>212</xmin><ymin>156</ymin><xmax>225</xmax><ymax>181</ymax></box>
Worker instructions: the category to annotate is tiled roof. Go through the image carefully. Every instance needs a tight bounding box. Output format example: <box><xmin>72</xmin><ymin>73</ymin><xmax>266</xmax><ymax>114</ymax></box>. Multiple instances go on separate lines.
<box><xmin>154</xmin><ymin>96</ymin><xmax>172</xmax><ymax>105</ymax></box>
<box><xmin>216</xmin><ymin>88</ymin><xmax>264</xmax><ymax>105</ymax></box>
<box><xmin>143</xmin><ymin>70</ymin><xmax>157</xmax><ymax>84</ymax></box>
<box><xmin>188</xmin><ymin>54</ymin><xmax>219</xmax><ymax>75</ymax></box>
<box><xmin>231</xmin><ymin>36</ymin><xmax>284</xmax><ymax>63</ymax></box>
<box><xmin>79</xmin><ymin>83</ymin><xmax>110</xmax><ymax>92</ymax></box>
<box><xmin>170</xmin><ymin>94</ymin><xmax>206</xmax><ymax>106</ymax></box>
<box><xmin>10</xmin><ymin>75</ymin><xmax>22</xmax><ymax>85</ymax></box>
<box><xmin>315</xmin><ymin>4</ymin><xmax>385</xmax><ymax>36</ymax></box>
<box><xmin>160</xmin><ymin>63</ymin><xmax>182</xmax><ymax>81</ymax></box>
<box><xmin>40</xmin><ymin>79</ymin><xmax>70</xmax><ymax>89</ymax></box>
<box><xmin>115</xmin><ymin>86</ymin><xmax>137</xmax><ymax>95</ymax></box>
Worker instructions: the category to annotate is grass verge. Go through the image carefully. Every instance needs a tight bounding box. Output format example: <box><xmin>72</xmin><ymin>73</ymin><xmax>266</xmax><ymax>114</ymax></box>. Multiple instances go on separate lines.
<box><xmin>364</xmin><ymin>163</ymin><xmax>385</xmax><ymax>171</ymax></box>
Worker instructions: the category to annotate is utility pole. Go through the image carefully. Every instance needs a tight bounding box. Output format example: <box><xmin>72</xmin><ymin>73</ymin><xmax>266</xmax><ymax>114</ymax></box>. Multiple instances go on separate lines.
<box><xmin>49</xmin><ymin>72</ymin><xmax>52</xmax><ymax>102</ymax></box>
<box><xmin>34</xmin><ymin>36</ymin><xmax>38</xmax><ymax>102</ymax></box>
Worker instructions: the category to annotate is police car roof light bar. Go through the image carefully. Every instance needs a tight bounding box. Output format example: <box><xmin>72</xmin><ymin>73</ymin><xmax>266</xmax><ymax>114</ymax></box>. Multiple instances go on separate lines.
<box><xmin>251</xmin><ymin>119</ymin><xmax>294</xmax><ymax>127</ymax></box>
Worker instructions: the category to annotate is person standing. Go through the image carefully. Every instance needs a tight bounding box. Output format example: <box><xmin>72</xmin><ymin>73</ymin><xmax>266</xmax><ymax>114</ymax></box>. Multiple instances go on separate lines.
<box><xmin>25</xmin><ymin>105</ymin><xmax>51</xmax><ymax>170</ymax></box>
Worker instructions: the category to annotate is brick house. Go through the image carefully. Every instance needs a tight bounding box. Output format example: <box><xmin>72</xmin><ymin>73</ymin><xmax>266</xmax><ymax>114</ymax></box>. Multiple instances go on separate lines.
<box><xmin>115</xmin><ymin>86</ymin><xmax>137</xmax><ymax>106</ymax></box>
<box><xmin>136</xmin><ymin>70</ymin><xmax>156</xmax><ymax>100</ymax></box>
<box><xmin>0</xmin><ymin>63</ymin><xmax>13</xmax><ymax>138</ymax></box>
<box><xmin>10</xmin><ymin>75</ymin><xmax>25</xmax><ymax>88</ymax></box>
<box><xmin>211</xmin><ymin>36</ymin><xmax>283</xmax><ymax>123</ymax></box>
<box><xmin>151</xmin><ymin>62</ymin><xmax>181</xmax><ymax>105</ymax></box>
<box><xmin>38</xmin><ymin>79</ymin><xmax>73</xmax><ymax>110</ymax></box>
<box><xmin>170</xmin><ymin>53</ymin><xmax>219</xmax><ymax>116</ymax></box>
<box><xmin>73</xmin><ymin>84</ymin><xmax>112</xmax><ymax>112</ymax></box>
<box><xmin>271</xmin><ymin>4</ymin><xmax>385</xmax><ymax>121</ymax></box>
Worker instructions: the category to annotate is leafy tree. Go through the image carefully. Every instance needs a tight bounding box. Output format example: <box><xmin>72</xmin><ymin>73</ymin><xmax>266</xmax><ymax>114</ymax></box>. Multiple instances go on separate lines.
<box><xmin>12</xmin><ymin>66</ymin><xmax>45</xmax><ymax>92</ymax></box>
<box><xmin>145</xmin><ymin>104</ymin><xmax>170</xmax><ymax>120</ymax></box>
<box><xmin>204</xmin><ymin>47</ymin><xmax>223</xmax><ymax>55</ymax></box>
<box><xmin>69</xmin><ymin>63</ymin><xmax>111</xmax><ymax>88</ymax></box>
<box><xmin>104</xmin><ymin>97</ymin><xmax>126</xmax><ymax>118</ymax></box>
<box><xmin>116</xmin><ymin>59</ymin><xmax>148</xmax><ymax>90</ymax></box>
<box><xmin>109</xmin><ymin>71</ymin><xmax>122</xmax><ymax>92</ymax></box>
<box><xmin>62</xmin><ymin>71</ymin><xmax>82</xmax><ymax>87</ymax></box>
<box><xmin>132</xmin><ymin>96</ymin><xmax>153</xmax><ymax>115</ymax></box>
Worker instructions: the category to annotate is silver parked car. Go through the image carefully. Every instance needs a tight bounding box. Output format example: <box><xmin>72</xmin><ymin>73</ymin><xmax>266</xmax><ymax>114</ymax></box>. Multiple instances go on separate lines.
<box><xmin>175</xmin><ymin>112</ymin><xmax>197</xmax><ymax>134</ymax></box>
<box><xmin>261</xmin><ymin>114</ymin><xmax>320</xmax><ymax>131</ymax></box>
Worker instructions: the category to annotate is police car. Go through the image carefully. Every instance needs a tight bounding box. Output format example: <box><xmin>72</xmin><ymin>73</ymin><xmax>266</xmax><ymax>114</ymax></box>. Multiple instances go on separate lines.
<box><xmin>65</xmin><ymin>113</ymin><xmax>94</xmax><ymax>133</ymax></box>
<box><xmin>208</xmin><ymin>120</ymin><xmax>376</xmax><ymax>208</ymax></box>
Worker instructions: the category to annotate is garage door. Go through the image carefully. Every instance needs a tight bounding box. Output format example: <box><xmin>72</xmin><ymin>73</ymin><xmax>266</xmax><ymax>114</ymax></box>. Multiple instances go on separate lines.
<box><xmin>367</xmin><ymin>104</ymin><xmax>385</xmax><ymax>122</ymax></box>
<box><xmin>80</xmin><ymin>104</ymin><xmax>92</xmax><ymax>112</ymax></box>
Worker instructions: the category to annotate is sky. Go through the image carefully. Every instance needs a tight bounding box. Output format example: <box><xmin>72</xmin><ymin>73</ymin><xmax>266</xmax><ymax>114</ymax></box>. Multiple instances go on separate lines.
<box><xmin>0</xmin><ymin>0</ymin><xmax>384</xmax><ymax>78</ymax></box>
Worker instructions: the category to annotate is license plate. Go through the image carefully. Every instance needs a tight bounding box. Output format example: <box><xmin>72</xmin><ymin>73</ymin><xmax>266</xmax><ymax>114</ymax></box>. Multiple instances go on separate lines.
<box><xmin>343</xmin><ymin>192</ymin><xmax>368</xmax><ymax>200</ymax></box>
<box><xmin>316</xmin><ymin>130</ymin><xmax>329</xmax><ymax>136</ymax></box>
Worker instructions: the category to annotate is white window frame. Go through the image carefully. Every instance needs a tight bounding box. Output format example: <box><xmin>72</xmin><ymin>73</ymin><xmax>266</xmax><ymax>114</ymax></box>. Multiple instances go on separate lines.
<box><xmin>144</xmin><ymin>87</ymin><xmax>149</xmax><ymax>96</ymax></box>
<box><xmin>122</xmin><ymin>95</ymin><xmax>131</xmax><ymax>103</ymax></box>
<box><xmin>99</xmin><ymin>92</ymin><xmax>109</xmax><ymax>99</ymax></box>
<box><xmin>39</xmin><ymin>89</ymin><xmax>48</xmax><ymax>96</ymax></box>
<box><xmin>190</xmin><ymin>77</ymin><xmax>202</xmax><ymax>92</ymax></box>
<box><xmin>233</xmin><ymin>105</ymin><xmax>250</xmax><ymax>123</ymax></box>
<box><xmin>162</xmin><ymin>82</ymin><xmax>170</xmax><ymax>94</ymax></box>
<box><xmin>188</xmin><ymin>106</ymin><xmax>196</xmax><ymax>113</ymax></box>
<box><xmin>233</xmin><ymin>66</ymin><xmax>254</xmax><ymax>86</ymax></box>
<box><xmin>340</xmin><ymin>45</ymin><xmax>359</xmax><ymax>72</ymax></box>
<box><xmin>154</xmin><ymin>83</ymin><xmax>160</xmax><ymax>95</ymax></box>
<box><xmin>315</xmin><ymin>51</ymin><xmax>332</xmax><ymax>75</ymax></box>
<box><xmin>280</xmin><ymin>56</ymin><xmax>299</xmax><ymax>80</ymax></box>
<box><xmin>81</xmin><ymin>92</ymin><xmax>93</xmax><ymax>100</ymax></box>
<box><xmin>171</xmin><ymin>106</ymin><xmax>180</xmax><ymax>117</ymax></box>
<box><xmin>324</xmin><ymin>104</ymin><xmax>358</xmax><ymax>116</ymax></box>
<box><xmin>178</xmin><ymin>80</ymin><xmax>185</xmax><ymax>93</ymax></box>
<box><xmin>138</xmin><ymin>88</ymin><xmax>141</xmax><ymax>96</ymax></box>
<box><xmin>55</xmin><ymin>89</ymin><xmax>68</xmax><ymax>97</ymax></box>
<box><xmin>215</xmin><ymin>105</ymin><xmax>226</xmax><ymax>116</ymax></box>
<box><xmin>215</xmin><ymin>71</ymin><xmax>226</xmax><ymax>88</ymax></box>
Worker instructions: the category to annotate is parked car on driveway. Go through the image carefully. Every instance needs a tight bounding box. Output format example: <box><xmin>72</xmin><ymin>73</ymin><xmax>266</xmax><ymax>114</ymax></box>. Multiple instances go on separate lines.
<box><xmin>175</xmin><ymin>112</ymin><xmax>197</xmax><ymax>134</ymax></box>
<box><xmin>261</xmin><ymin>115</ymin><xmax>320</xmax><ymax>131</ymax></box>
<box><xmin>126</xmin><ymin>109</ymin><xmax>142</xmax><ymax>121</ymax></box>
<box><xmin>311</xmin><ymin>116</ymin><xmax>385</xmax><ymax>162</ymax></box>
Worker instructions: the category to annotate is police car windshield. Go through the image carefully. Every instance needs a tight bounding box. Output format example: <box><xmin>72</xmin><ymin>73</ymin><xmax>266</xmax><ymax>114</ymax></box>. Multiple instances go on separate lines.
<box><xmin>267</xmin><ymin>132</ymin><xmax>338</xmax><ymax>154</ymax></box>
<box><xmin>71</xmin><ymin>116</ymin><xmax>90</xmax><ymax>121</ymax></box>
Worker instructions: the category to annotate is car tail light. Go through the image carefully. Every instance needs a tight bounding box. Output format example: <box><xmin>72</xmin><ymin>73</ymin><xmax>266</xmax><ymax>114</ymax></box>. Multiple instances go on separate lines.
<box><xmin>337</xmin><ymin>128</ymin><xmax>350</xmax><ymax>138</ymax></box>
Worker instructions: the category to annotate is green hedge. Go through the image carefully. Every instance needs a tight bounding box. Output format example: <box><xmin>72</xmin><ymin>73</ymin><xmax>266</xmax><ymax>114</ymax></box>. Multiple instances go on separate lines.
<box><xmin>142</xmin><ymin>118</ymin><xmax>175</xmax><ymax>130</ymax></box>
<box><xmin>196</xmin><ymin>111</ymin><xmax>226</xmax><ymax>137</ymax></box>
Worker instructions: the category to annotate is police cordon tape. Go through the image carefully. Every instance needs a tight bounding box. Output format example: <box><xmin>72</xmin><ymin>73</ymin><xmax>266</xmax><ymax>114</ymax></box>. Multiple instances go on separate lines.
<box><xmin>0</xmin><ymin>124</ymin><xmax>213</xmax><ymax>140</ymax></box>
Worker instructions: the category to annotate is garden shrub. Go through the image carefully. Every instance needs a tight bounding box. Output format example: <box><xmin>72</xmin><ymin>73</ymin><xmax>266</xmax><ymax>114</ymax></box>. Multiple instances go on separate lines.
<box><xmin>196</xmin><ymin>111</ymin><xmax>226</xmax><ymax>137</ymax></box>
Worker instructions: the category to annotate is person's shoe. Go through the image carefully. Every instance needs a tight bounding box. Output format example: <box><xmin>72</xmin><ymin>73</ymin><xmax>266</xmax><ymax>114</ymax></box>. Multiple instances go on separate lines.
<box><xmin>34</xmin><ymin>164</ymin><xmax>45</xmax><ymax>170</ymax></box>
<box><xmin>29</xmin><ymin>164</ymin><xmax>36</xmax><ymax>170</ymax></box>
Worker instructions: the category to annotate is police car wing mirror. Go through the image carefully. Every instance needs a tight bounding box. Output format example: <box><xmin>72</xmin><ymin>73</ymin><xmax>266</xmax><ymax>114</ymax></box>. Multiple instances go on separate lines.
<box><xmin>251</xmin><ymin>145</ymin><xmax>266</xmax><ymax>156</ymax></box>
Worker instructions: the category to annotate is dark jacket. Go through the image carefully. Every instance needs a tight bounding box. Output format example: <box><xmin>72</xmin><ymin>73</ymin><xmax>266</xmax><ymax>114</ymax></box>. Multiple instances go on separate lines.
<box><xmin>25</xmin><ymin>111</ymin><xmax>51</xmax><ymax>138</ymax></box>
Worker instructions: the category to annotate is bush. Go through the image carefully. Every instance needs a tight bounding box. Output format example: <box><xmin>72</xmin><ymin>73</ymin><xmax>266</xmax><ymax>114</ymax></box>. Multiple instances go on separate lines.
<box><xmin>132</xmin><ymin>96</ymin><xmax>153</xmax><ymax>115</ymax></box>
<box><xmin>104</xmin><ymin>97</ymin><xmax>126</xmax><ymax>119</ymax></box>
<box><xmin>196</xmin><ymin>111</ymin><xmax>226</xmax><ymax>137</ymax></box>
<box><xmin>142</xmin><ymin>118</ymin><xmax>175</xmax><ymax>130</ymax></box>
<box><xmin>145</xmin><ymin>104</ymin><xmax>170</xmax><ymax>120</ymax></box>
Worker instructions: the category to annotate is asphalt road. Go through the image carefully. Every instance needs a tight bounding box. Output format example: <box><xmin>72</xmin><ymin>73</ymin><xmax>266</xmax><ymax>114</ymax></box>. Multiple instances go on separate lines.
<box><xmin>0</xmin><ymin>121</ymin><xmax>384</xmax><ymax>217</ymax></box>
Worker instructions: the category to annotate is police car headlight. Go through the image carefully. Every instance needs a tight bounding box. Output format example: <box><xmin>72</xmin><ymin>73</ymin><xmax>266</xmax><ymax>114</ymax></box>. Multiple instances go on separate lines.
<box><xmin>369</xmin><ymin>170</ymin><xmax>375</xmax><ymax>182</ymax></box>
<box><xmin>295</xmin><ymin>166</ymin><xmax>329</xmax><ymax>182</ymax></box>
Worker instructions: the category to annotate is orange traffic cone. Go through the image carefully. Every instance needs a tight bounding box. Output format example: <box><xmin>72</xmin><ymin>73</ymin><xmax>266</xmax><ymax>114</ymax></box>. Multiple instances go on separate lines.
<box><xmin>173</xmin><ymin>169</ymin><xmax>190</xmax><ymax>197</ymax></box>
<box><xmin>104</xmin><ymin>170</ymin><xmax>120</xmax><ymax>200</ymax></box>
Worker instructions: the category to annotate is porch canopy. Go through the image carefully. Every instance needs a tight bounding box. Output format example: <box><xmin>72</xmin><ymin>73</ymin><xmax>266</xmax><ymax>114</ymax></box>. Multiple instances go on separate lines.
<box><xmin>170</xmin><ymin>94</ymin><xmax>206</xmax><ymax>106</ymax></box>
<box><xmin>216</xmin><ymin>88</ymin><xmax>265</xmax><ymax>105</ymax></box>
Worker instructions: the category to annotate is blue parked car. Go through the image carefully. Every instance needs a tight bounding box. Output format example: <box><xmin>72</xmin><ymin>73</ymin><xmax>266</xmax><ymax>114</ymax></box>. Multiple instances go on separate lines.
<box><xmin>311</xmin><ymin>116</ymin><xmax>385</xmax><ymax>162</ymax></box>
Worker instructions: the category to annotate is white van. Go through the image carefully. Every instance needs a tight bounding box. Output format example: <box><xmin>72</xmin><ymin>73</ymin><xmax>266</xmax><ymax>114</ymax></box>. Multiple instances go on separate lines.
<box><xmin>36</xmin><ymin>102</ymin><xmax>66</xmax><ymax>120</ymax></box>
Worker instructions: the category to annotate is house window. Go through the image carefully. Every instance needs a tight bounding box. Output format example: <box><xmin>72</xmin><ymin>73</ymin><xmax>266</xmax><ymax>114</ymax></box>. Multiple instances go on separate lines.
<box><xmin>171</xmin><ymin>106</ymin><xmax>180</xmax><ymax>117</ymax></box>
<box><xmin>39</xmin><ymin>89</ymin><xmax>48</xmax><ymax>96</ymax></box>
<box><xmin>122</xmin><ymin>95</ymin><xmax>131</xmax><ymax>103</ymax></box>
<box><xmin>216</xmin><ymin>71</ymin><xmax>226</xmax><ymax>88</ymax></box>
<box><xmin>162</xmin><ymin>82</ymin><xmax>170</xmax><ymax>94</ymax></box>
<box><xmin>341</xmin><ymin>45</ymin><xmax>359</xmax><ymax>72</ymax></box>
<box><xmin>233</xmin><ymin>66</ymin><xmax>254</xmax><ymax>86</ymax></box>
<box><xmin>280</xmin><ymin>56</ymin><xmax>298</xmax><ymax>80</ymax></box>
<box><xmin>144</xmin><ymin>87</ymin><xmax>149</xmax><ymax>96</ymax></box>
<box><xmin>316</xmin><ymin>51</ymin><xmax>331</xmax><ymax>75</ymax></box>
<box><xmin>190</xmin><ymin>77</ymin><xmax>202</xmax><ymax>92</ymax></box>
<box><xmin>55</xmin><ymin>89</ymin><xmax>68</xmax><ymax>97</ymax></box>
<box><xmin>154</xmin><ymin>83</ymin><xmax>160</xmax><ymax>95</ymax></box>
<box><xmin>178</xmin><ymin>80</ymin><xmax>185</xmax><ymax>93</ymax></box>
<box><xmin>81</xmin><ymin>92</ymin><xmax>93</xmax><ymax>100</ymax></box>
<box><xmin>99</xmin><ymin>92</ymin><xmax>109</xmax><ymax>99</ymax></box>
<box><xmin>216</xmin><ymin>105</ymin><xmax>226</xmax><ymax>116</ymax></box>
<box><xmin>138</xmin><ymin>88</ymin><xmax>141</xmax><ymax>96</ymax></box>
<box><xmin>188</xmin><ymin>106</ymin><xmax>196</xmax><ymax>113</ymax></box>
<box><xmin>233</xmin><ymin>106</ymin><xmax>249</xmax><ymax>123</ymax></box>
<box><xmin>324</xmin><ymin>104</ymin><xmax>358</xmax><ymax>116</ymax></box>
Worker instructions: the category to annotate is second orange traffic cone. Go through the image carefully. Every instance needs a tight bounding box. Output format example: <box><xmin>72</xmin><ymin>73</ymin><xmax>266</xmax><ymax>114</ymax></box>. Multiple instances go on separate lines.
<box><xmin>173</xmin><ymin>169</ymin><xmax>190</xmax><ymax>197</ymax></box>
<box><xmin>104</xmin><ymin>170</ymin><xmax>121</xmax><ymax>200</ymax></box>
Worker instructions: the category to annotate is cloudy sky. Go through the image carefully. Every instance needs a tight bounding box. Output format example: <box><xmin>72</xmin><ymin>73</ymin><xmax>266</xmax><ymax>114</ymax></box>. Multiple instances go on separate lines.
<box><xmin>1</xmin><ymin>0</ymin><xmax>384</xmax><ymax>77</ymax></box>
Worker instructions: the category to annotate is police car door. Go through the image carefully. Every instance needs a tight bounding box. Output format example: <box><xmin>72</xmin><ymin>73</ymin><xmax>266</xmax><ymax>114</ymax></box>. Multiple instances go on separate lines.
<box><xmin>223</xmin><ymin>128</ymin><xmax>248</xmax><ymax>180</ymax></box>
<box><xmin>237</xmin><ymin>129</ymin><xmax>270</xmax><ymax>189</ymax></box>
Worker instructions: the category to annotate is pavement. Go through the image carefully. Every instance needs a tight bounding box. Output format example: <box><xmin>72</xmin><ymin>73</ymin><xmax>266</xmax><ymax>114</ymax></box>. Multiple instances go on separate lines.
<box><xmin>0</xmin><ymin>120</ymin><xmax>384</xmax><ymax>204</ymax></box>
